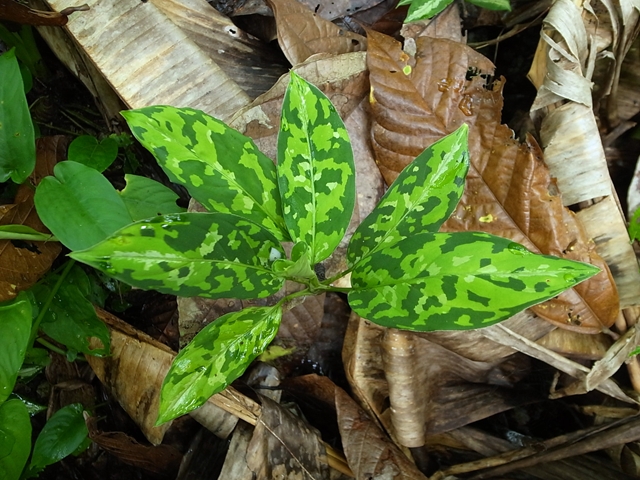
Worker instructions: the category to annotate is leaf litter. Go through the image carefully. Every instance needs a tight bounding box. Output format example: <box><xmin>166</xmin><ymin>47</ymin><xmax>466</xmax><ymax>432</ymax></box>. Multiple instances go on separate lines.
<box><xmin>16</xmin><ymin>0</ymin><xmax>640</xmax><ymax>478</ymax></box>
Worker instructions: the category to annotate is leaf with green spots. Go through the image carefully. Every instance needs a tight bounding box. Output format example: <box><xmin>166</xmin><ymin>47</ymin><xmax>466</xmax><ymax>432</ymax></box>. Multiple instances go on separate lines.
<box><xmin>271</xmin><ymin>241</ymin><xmax>316</xmax><ymax>282</ymax></box>
<box><xmin>121</xmin><ymin>106</ymin><xmax>289</xmax><ymax>241</ymax></box>
<box><xmin>70</xmin><ymin>213</ymin><xmax>285</xmax><ymax>300</ymax></box>
<box><xmin>348</xmin><ymin>231</ymin><xmax>600</xmax><ymax>331</ymax></box>
<box><xmin>348</xmin><ymin>125</ymin><xmax>469</xmax><ymax>268</ymax></box>
<box><xmin>277</xmin><ymin>72</ymin><xmax>356</xmax><ymax>264</ymax></box>
<box><xmin>157</xmin><ymin>305</ymin><xmax>282</xmax><ymax>424</ymax></box>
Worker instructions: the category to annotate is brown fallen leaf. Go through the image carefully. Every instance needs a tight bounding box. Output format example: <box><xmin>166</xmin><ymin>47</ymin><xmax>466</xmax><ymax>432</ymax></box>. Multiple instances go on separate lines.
<box><xmin>0</xmin><ymin>0</ymin><xmax>87</xmax><ymax>26</ymax></box>
<box><xmin>268</xmin><ymin>0</ymin><xmax>367</xmax><ymax>66</ymax></box>
<box><xmin>0</xmin><ymin>137</ymin><xmax>63</xmax><ymax>302</ymax></box>
<box><xmin>366</xmin><ymin>30</ymin><xmax>618</xmax><ymax>333</ymax></box>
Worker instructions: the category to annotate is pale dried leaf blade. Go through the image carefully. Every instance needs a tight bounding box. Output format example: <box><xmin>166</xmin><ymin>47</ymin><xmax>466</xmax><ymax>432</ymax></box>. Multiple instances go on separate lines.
<box><xmin>366</xmin><ymin>30</ymin><xmax>619</xmax><ymax>332</ymax></box>
<box><xmin>43</xmin><ymin>0</ymin><xmax>250</xmax><ymax>121</ymax></box>
<box><xmin>268</xmin><ymin>0</ymin><xmax>367</xmax><ymax>66</ymax></box>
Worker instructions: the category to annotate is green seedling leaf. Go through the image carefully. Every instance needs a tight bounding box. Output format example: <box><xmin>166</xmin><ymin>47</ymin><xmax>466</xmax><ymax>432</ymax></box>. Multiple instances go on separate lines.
<box><xmin>67</xmin><ymin>135</ymin><xmax>119</xmax><ymax>172</ymax></box>
<box><xmin>122</xmin><ymin>106</ymin><xmax>289</xmax><ymax>241</ymax></box>
<box><xmin>629</xmin><ymin>206</ymin><xmax>640</xmax><ymax>243</ymax></box>
<box><xmin>468</xmin><ymin>0</ymin><xmax>511</xmax><ymax>11</ymax></box>
<box><xmin>27</xmin><ymin>403</ymin><xmax>89</xmax><ymax>476</ymax></box>
<box><xmin>31</xmin><ymin>280</ymin><xmax>110</xmax><ymax>357</ymax></box>
<box><xmin>401</xmin><ymin>0</ymin><xmax>453</xmax><ymax>21</ymax></box>
<box><xmin>349</xmin><ymin>232</ymin><xmax>600</xmax><ymax>331</ymax></box>
<box><xmin>35</xmin><ymin>161</ymin><xmax>134</xmax><ymax>251</ymax></box>
<box><xmin>271</xmin><ymin>241</ymin><xmax>316</xmax><ymax>282</ymax></box>
<box><xmin>0</xmin><ymin>293</ymin><xmax>32</xmax><ymax>404</ymax></box>
<box><xmin>0</xmin><ymin>225</ymin><xmax>55</xmax><ymax>242</ymax></box>
<box><xmin>0</xmin><ymin>399</ymin><xmax>31</xmax><ymax>480</ymax></box>
<box><xmin>278</xmin><ymin>72</ymin><xmax>356</xmax><ymax>264</ymax></box>
<box><xmin>348</xmin><ymin>125</ymin><xmax>469</xmax><ymax>268</ymax></box>
<box><xmin>71</xmin><ymin>213</ymin><xmax>285</xmax><ymax>300</ymax></box>
<box><xmin>19</xmin><ymin>347</ymin><xmax>51</xmax><ymax>380</ymax></box>
<box><xmin>119</xmin><ymin>174</ymin><xmax>186</xmax><ymax>221</ymax></box>
<box><xmin>158</xmin><ymin>305</ymin><xmax>282</xmax><ymax>424</ymax></box>
<box><xmin>0</xmin><ymin>49</ymin><xmax>35</xmax><ymax>184</ymax></box>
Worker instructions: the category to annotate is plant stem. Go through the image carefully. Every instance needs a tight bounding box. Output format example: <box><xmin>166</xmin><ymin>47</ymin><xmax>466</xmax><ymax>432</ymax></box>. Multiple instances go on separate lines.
<box><xmin>36</xmin><ymin>337</ymin><xmax>86</xmax><ymax>361</ymax></box>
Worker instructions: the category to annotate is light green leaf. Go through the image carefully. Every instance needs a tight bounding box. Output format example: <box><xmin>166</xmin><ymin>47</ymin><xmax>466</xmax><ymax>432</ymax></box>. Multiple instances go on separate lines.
<box><xmin>157</xmin><ymin>305</ymin><xmax>282</xmax><ymax>424</ymax></box>
<box><xmin>629</xmin><ymin>206</ymin><xmax>640</xmax><ymax>243</ymax></box>
<box><xmin>121</xmin><ymin>106</ymin><xmax>289</xmax><ymax>241</ymax></box>
<box><xmin>119</xmin><ymin>174</ymin><xmax>186</xmax><ymax>221</ymax></box>
<box><xmin>0</xmin><ymin>49</ymin><xmax>35</xmax><ymax>184</ymax></box>
<box><xmin>67</xmin><ymin>135</ymin><xmax>119</xmax><ymax>172</ymax></box>
<box><xmin>468</xmin><ymin>0</ymin><xmax>511</xmax><ymax>11</ymax></box>
<box><xmin>0</xmin><ymin>399</ymin><xmax>31</xmax><ymax>480</ymax></box>
<box><xmin>403</xmin><ymin>0</ymin><xmax>453</xmax><ymax>21</ymax></box>
<box><xmin>271</xmin><ymin>242</ymin><xmax>316</xmax><ymax>282</ymax></box>
<box><xmin>0</xmin><ymin>225</ymin><xmax>55</xmax><ymax>242</ymax></box>
<box><xmin>0</xmin><ymin>293</ymin><xmax>32</xmax><ymax>404</ymax></box>
<box><xmin>348</xmin><ymin>125</ymin><xmax>469</xmax><ymax>268</ymax></box>
<box><xmin>27</xmin><ymin>403</ymin><xmax>88</xmax><ymax>476</ymax></box>
<box><xmin>348</xmin><ymin>232</ymin><xmax>600</xmax><ymax>331</ymax></box>
<box><xmin>71</xmin><ymin>213</ymin><xmax>285</xmax><ymax>300</ymax></box>
<box><xmin>35</xmin><ymin>161</ymin><xmax>134</xmax><ymax>251</ymax></box>
<box><xmin>278</xmin><ymin>72</ymin><xmax>356</xmax><ymax>264</ymax></box>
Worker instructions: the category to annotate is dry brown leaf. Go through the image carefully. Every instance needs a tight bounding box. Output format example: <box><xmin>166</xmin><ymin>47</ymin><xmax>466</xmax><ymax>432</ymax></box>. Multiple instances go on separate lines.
<box><xmin>335</xmin><ymin>385</ymin><xmax>427</xmax><ymax>480</ymax></box>
<box><xmin>366</xmin><ymin>30</ymin><xmax>618</xmax><ymax>333</ymax></box>
<box><xmin>0</xmin><ymin>0</ymin><xmax>87</xmax><ymax>25</ymax></box>
<box><xmin>268</xmin><ymin>0</ymin><xmax>366</xmax><ymax>66</ymax></box>
<box><xmin>0</xmin><ymin>137</ymin><xmax>63</xmax><ymax>302</ymax></box>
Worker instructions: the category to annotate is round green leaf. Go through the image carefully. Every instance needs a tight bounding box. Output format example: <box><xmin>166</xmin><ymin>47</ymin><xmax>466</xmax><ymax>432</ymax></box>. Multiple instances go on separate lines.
<box><xmin>0</xmin><ymin>399</ymin><xmax>31</xmax><ymax>480</ymax></box>
<box><xmin>67</xmin><ymin>135</ymin><xmax>119</xmax><ymax>172</ymax></box>
<box><xmin>118</xmin><ymin>174</ymin><xmax>185</xmax><ymax>221</ymax></box>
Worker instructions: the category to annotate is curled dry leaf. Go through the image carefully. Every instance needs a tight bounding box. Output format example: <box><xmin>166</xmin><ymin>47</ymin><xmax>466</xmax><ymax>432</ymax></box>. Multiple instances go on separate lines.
<box><xmin>0</xmin><ymin>137</ymin><xmax>63</xmax><ymax>301</ymax></box>
<box><xmin>268</xmin><ymin>0</ymin><xmax>367</xmax><ymax>66</ymax></box>
<box><xmin>366</xmin><ymin>30</ymin><xmax>618</xmax><ymax>333</ymax></box>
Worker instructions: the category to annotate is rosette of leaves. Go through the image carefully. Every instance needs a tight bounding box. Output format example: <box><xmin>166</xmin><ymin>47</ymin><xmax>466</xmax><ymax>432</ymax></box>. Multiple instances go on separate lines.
<box><xmin>57</xmin><ymin>72</ymin><xmax>598</xmax><ymax>424</ymax></box>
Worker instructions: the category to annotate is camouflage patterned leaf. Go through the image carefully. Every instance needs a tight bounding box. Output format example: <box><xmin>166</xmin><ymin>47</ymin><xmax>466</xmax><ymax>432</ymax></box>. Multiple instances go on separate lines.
<box><xmin>278</xmin><ymin>72</ymin><xmax>356</xmax><ymax>264</ymax></box>
<box><xmin>70</xmin><ymin>213</ymin><xmax>285</xmax><ymax>300</ymax></box>
<box><xmin>348</xmin><ymin>125</ymin><xmax>469</xmax><ymax>268</ymax></box>
<box><xmin>157</xmin><ymin>305</ymin><xmax>282</xmax><ymax>424</ymax></box>
<box><xmin>348</xmin><ymin>232</ymin><xmax>600</xmax><ymax>331</ymax></box>
<box><xmin>121</xmin><ymin>106</ymin><xmax>289</xmax><ymax>241</ymax></box>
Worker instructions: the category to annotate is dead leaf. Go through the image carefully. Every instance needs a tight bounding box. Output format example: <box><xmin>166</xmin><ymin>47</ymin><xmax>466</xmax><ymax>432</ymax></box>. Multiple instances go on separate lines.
<box><xmin>0</xmin><ymin>137</ymin><xmax>63</xmax><ymax>302</ymax></box>
<box><xmin>0</xmin><ymin>0</ymin><xmax>87</xmax><ymax>26</ymax></box>
<box><xmin>335</xmin><ymin>385</ymin><xmax>427</xmax><ymax>480</ymax></box>
<box><xmin>365</xmin><ymin>30</ymin><xmax>618</xmax><ymax>333</ymax></box>
<box><xmin>268</xmin><ymin>0</ymin><xmax>367</xmax><ymax>66</ymax></box>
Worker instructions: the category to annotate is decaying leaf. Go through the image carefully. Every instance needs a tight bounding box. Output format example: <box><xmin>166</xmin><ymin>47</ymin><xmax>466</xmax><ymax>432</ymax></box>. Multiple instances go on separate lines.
<box><xmin>0</xmin><ymin>137</ymin><xmax>63</xmax><ymax>301</ymax></box>
<box><xmin>366</xmin><ymin>29</ymin><xmax>618</xmax><ymax>333</ymax></box>
<box><xmin>0</xmin><ymin>0</ymin><xmax>87</xmax><ymax>26</ymax></box>
<box><xmin>268</xmin><ymin>0</ymin><xmax>367</xmax><ymax>66</ymax></box>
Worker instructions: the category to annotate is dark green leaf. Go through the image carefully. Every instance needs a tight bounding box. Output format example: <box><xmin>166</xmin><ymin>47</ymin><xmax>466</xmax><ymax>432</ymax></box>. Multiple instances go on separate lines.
<box><xmin>349</xmin><ymin>232</ymin><xmax>600</xmax><ymax>331</ymax></box>
<box><xmin>118</xmin><ymin>174</ymin><xmax>186</xmax><ymax>221</ymax></box>
<box><xmin>0</xmin><ymin>49</ymin><xmax>35</xmax><ymax>184</ymax></box>
<box><xmin>0</xmin><ymin>399</ymin><xmax>31</xmax><ymax>480</ymax></box>
<box><xmin>67</xmin><ymin>135</ymin><xmax>119</xmax><ymax>172</ymax></box>
<box><xmin>27</xmin><ymin>403</ymin><xmax>88</xmax><ymax>475</ymax></box>
<box><xmin>348</xmin><ymin>125</ymin><xmax>469</xmax><ymax>268</ymax></box>
<box><xmin>121</xmin><ymin>106</ymin><xmax>289</xmax><ymax>241</ymax></box>
<box><xmin>157</xmin><ymin>305</ymin><xmax>282</xmax><ymax>424</ymax></box>
<box><xmin>35</xmin><ymin>161</ymin><xmax>134</xmax><ymax>251</ymax></box>
<box><xmin>0</xmin><ymin>293</ymin><xmax>32</xmax><ymax>404</ymax></box>
<box><xmin>277</xmin><ymin>72</ymin><xmax>356</xmax><ymax>263</ymax></box>
<box><xmin>71</xmin><ymin>213</ymin><xmax>285</xmax><ymax>300</ymax></box>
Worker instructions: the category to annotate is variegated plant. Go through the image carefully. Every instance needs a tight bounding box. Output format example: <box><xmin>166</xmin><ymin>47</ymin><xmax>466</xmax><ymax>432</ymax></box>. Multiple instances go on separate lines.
<box><xmin>56</xmin><ymin>72</ymin><xmax>598</xmax><ymax>424</ymax></box>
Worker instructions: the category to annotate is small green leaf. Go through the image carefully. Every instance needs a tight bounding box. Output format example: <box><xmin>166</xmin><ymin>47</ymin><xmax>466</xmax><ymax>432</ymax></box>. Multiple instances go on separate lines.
<box><xmin>629</xmin><ymin>206</ymin><xmax>640</xmax><ymax>243</ymax></box>
<box><xmin>348</xmin><ymin>232</ymin><xmax>600</xmax><ymax>331</ymax></box>
<box><xmin>35</xmin><ymin>161</ymin><xmax>134</xmax><ymax>251</ymax></box>
<box><xmin>271</xmin><ymin>242</ymin><xmax>316</xmax><ymax>282</ymax></box>
<box><xmin>121</xmin><ymin>106</ymin><xmax>289</xmax><ymax>241</ymax></box>
<box><xmin>0</xmin><ymin>49</ymin><xmax>35</xmax><ymax>184</ymax></box>
<box><xmin>67</xmin><ymin>135</ymin><xmax>119</xmax><ymax>172</ymax></box>
<box><xmin>27</xmin><ymin>403</ymin><xmax>89</xmax><ymax>476</ymax></box>
<box><xmin>119</xmin><ymin>174</ymin><xmax>186</xmax><ymax>221</ymax></box>
<box><xmin>0</xmin><ymin>399</ymin><xmax>31</xmax><ymax>480</ymax></box>
<box><xmin>157</xmin><ymin>305</ymin><xmax>282</xmax><ymax>424</ymax></box>
<box><xmin>0</xmin><ymin>293</ymin><xmax>32</xmax><ymax>404</ymax></box>
<box><xmin>403</xmin><ymin>0</ymin><xmax>454</xmax><ymax>21</ymax></box>
<box><xmin>278</xmin><ymin>72</ymin><xmax>356</xmax><ymax>264</ymax></box>
<box><xmin>0</xmin><ymin>225</ymin><xmax>55</xmax><ymax>242</ymax></box>
<box><xmin>468</xmin><ymin>0</ymin><xmax>510</xmax><ymax>11</ymax></box>
<box><xmin>71</xmin><ymin>213</ymin><xmax>285</xmax><ymax>300</ymax></box>
<box><xmin>348</xmin><ymin>125</ymin><xmax>469</xmax><ymax>268</ymax></box>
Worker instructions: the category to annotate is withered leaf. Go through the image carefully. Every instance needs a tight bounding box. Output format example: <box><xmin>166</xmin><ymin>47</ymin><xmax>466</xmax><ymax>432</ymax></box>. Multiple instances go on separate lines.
<box><xmin>268</xmin><ymin>0</ymin><xmax>367</xmax><ymax>66</ymax></box>
<box><xmin>366</xmin><ymin>30</ymin><xmax>618</xmax><ymax>333</ymax></box>
<box><xmin>0</xmin><ymin>0</ymin><xmax>88</xmax><ymax>26</ymax></box>
<box><xmin>0</xmin><ymin>137</ymin><xmax>63</xmax><ymax>301</ymax></box>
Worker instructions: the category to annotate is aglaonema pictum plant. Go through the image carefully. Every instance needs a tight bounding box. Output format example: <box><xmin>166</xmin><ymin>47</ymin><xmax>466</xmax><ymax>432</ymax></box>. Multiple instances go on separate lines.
<box><xmin>64</xmin><ymin>72</ymin><xmax>599</xmax><ymax>424</ymax></box>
